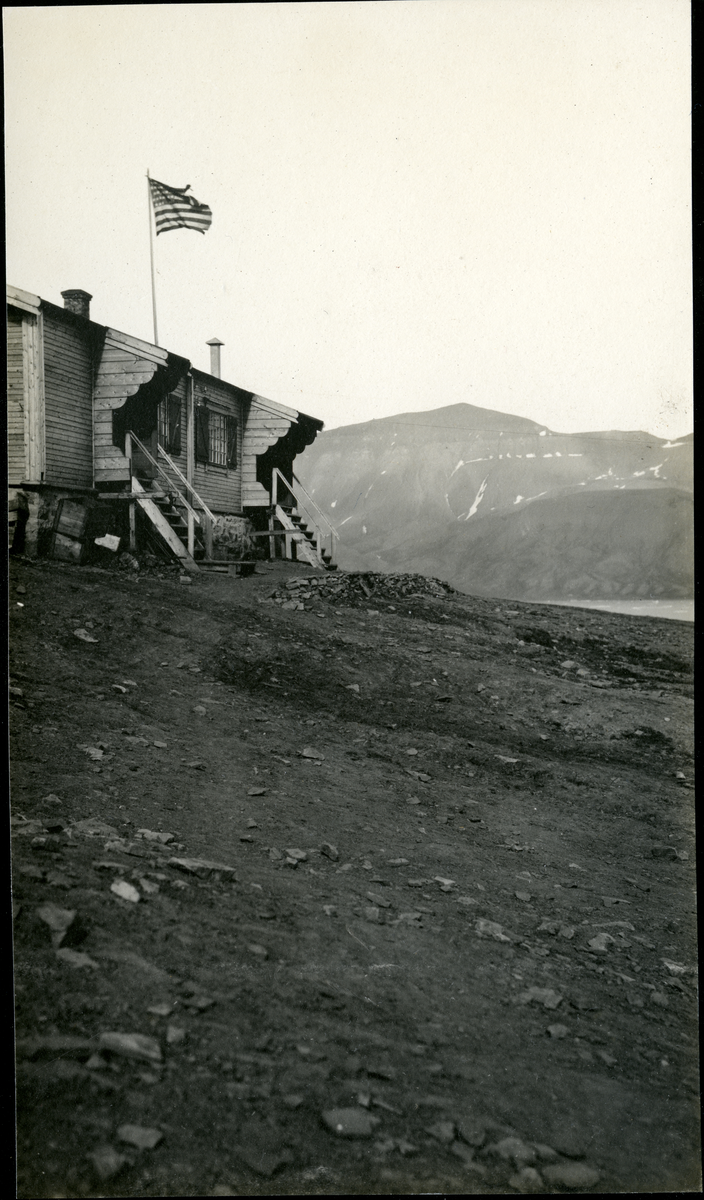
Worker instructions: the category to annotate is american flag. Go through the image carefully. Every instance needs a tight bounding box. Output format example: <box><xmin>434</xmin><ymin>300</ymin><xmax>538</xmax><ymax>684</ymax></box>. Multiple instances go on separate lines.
<box><xmin>149</xmin><ymin>177</ymin><xmax>212</xmax><ymax>235</ymax></box>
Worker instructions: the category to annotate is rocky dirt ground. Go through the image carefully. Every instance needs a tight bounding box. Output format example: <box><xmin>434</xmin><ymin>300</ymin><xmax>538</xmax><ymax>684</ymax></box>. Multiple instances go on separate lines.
<box><xmin>10</xmin><ymin>555</ymin><xmax>698</xmax><ymax>1196</ymax></box>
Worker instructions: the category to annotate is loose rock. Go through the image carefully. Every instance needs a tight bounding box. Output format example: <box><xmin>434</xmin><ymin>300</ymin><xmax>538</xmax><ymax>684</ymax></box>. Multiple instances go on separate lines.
<box><xmin>111</xmin><ymin>879</ymin><xmax>141</xmax><ymax>903</ymax></box>
<box><xmin>476</xmin><ymin>918</ymin><xmax>512</xmax><ymax>942</ymax></box>
<box><xmin>321</xmin><ymin>1107</ymin><xmax>381</xmax><ymax>1138</ymax></box>
<box><xmin>86</xmin><ymin>1145</ymin><xmax>126</xmax><ymax>1181</ymax></box>
<box><xmin>98</xmin><ymin>1031</ymin><xmax>162</xmax><ymax>1062</ymax></box>
<box><xmin>542</xmin><ymin>1162</ymin><xmax>601</xmax><ymax>1189</ymax></box>
<box><xmin>117</xmin><ymin>1124</ymin><xmax>163</xmax><ymax>1150</ymax></box>
<box><xmin>509</xmin><ymin>1166</ymin><xmax>544</xmax><ymax>1193</ymax></box>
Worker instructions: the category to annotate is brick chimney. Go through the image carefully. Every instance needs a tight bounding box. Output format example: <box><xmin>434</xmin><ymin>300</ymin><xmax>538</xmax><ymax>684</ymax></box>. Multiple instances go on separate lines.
<box><xmin>61</xmin><ymin>289</ymin><xmax>92</xmax><ymax>319</ymax></box>
<box><xmin>206</xmin><ymin>338</ymin><xmax>223</xmax><ymax>379</ymax></box>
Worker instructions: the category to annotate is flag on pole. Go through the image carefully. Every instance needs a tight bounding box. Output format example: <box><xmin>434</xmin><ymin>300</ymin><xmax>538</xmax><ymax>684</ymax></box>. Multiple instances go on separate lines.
<box><xmin>148</xmin><ymin>177</ymin><xmax>212</xmax><ymax>235</ymax></box>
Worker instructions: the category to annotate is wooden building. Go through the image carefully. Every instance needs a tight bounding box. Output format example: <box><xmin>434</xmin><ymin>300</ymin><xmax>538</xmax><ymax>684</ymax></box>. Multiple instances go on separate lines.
<box><xmin>7</xmin><ymin>284</ymin><xmax>337</xmax><ymax>570</ymax></box>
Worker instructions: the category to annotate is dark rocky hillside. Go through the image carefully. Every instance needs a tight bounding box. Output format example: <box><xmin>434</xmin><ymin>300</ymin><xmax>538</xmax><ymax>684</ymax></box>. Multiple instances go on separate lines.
<box><xmin>296</xmin><ymin>405</ymin><xmax>693</xmax><ymax>600</ymax></box>
<box><xmin>10</xmin><ymin>553</ymin><xmax>698</xmax><ymax>1196</ymax></box>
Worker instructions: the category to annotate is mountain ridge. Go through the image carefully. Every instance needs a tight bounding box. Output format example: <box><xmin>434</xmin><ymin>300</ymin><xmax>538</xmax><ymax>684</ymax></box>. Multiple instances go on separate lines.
<box><xmin>298</xmin><ymin>402</ymin><xmax>693</xmax><ymax>600</ymax></box>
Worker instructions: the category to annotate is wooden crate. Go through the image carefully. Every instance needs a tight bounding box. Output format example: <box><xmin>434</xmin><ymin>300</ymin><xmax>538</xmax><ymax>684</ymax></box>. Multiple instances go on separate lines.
<box><xmin>51</xmin><ymin>532</ymin><xmax>86</xmax><ymax>564</ymax></box>
<box><xmin>55</xmin><ymin>498</ymin><xmax>90</xmax><ymax>539</ymax></box>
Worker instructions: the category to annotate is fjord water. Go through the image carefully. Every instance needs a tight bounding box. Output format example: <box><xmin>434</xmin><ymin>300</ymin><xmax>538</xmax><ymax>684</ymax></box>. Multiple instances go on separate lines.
<box><xmin>542</xmin><ymin>598</ymin><xmax>694</xmax><ymax>622</ymax></box>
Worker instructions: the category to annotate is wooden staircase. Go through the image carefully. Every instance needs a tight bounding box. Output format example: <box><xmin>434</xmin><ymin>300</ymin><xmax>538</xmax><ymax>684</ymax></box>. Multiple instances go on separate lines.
<box><xmin>269</xmin><ymin>467</ymin><xmax>338</xmax><ymax>570</ymax></box>
<box><xmin>273</xmin><ymin>503</ymin><xmax>335</xmax><ymax>568</ymax></box>
<box><xmin>132</xmin><ymin>476</ymin><xmax>202</xmax><ymax>572</ymax></box>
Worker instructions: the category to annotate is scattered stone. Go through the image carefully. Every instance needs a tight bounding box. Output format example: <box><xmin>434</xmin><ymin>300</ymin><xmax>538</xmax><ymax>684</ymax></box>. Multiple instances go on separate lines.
<box><xmin>509</xmin><ymin>1167</ymin><xmax>545</xmax><ymax>1193</ymax></box>
<box><xmin>650</xmin><ymin>991</ymin><xmax>669</xmax><ymax>1007</ymax></box>
<box><xmin>86</xmin><ymin>1145</ymin><xmax>126</xmax><ymax>1181</ymax></box>
<box><xmin>483</xmin><ymin>1137</ymin><xmax>537</xmax><ymax>1167</ymax></box>
<box><xmin>532</xmin><ymin>1143</ymin><xmax>559</xmax><ymax>1163</ymax></box>
<box><xmin>35</xmin><ymin>903</ymin><xmax>77</xmax><ymax>947</ymax></box>
<box><xmin>56</xmin><ymin>947</ymin><xmax>100</xmax><ymax>969</ymax></box>
<box><xmin>650</xmin><ymin>845</ymin><xmax>678</xmax><ymax>860</ymax></box>
<box><xmin>456</xmin><ymin>1119</ymin><xmax>487</xmax><ymax>1147</ymax></box>
<box><xmin>248</xmin><ymin>944</ymin><xmax>269</xmax><ymax>959</ymax></box>
<box><xmin>323</xmin><ymin>905</ymin><xmax>337</xmax><ymax>916</ymax></box>
<box><xmin>300</xmin><ymin>746</ymin><xmax>324</xmax><ymax>760</ymax></box>
<box><xmin>662</xmin><ymin>959</ymin><xmax>687</xmax><ymax>975</ymax></box>
<box><xmin>74</xmin><ymin>628</ymin><xmax>99</xmax><ymax>643</ymax></box>
<box><xmin>320</xmin><ymin>842</ymin><xmax>339</xmax><ymax>861</ymax></box>
<box><xmin>17</xmin><ymin>1035</ymin><xmax>97</xmax><ymax>1060</ymax></box>
<box><xmin>476</xmin><ymin>918</ymin><xmax>511</xmax><ymax>942</ymax></box>
<box><xmin>168</xmin><ymin>856</ymin><xmax>237</xmax><ymax>880</ymax></box>
<box><xmin>117</xmin><ymin>1124</ymin><xmax>163</xmax><ymax>1150</ymax></box>
<box><xmin>321</xmin><ymin>1107</ymin><xmax>381</xmax><ymax>1138</ymax></box>
<box><xmin>147</xmin><ymin>1003</ymin><xmax>173</xmax><ymax>1017</ymax></box>
<box><xmin>345</xmin><ymin>684</ymin><xmax>360</xmax><ymax>693</ymax></box>
<box><xmin>248</xmin><ymin>787</ymin><xmax>267</xmax><ymax>796</ymax></box>
<box><xmin>547</xmin><ymin>1024</ymin><xmax>569</xmax><ymax>1039</ymax></box>
<box><xmin>98</xmin><ymin>1031</ymin><xmax>162</xmax><ymax>1063</ymax></box>
<box><xmin>542</xmin><ymin>1162</ymin><xmax>601</xmax><ymax>1189</ymax></box>
<box><xmin>425</xmin><ymin>1120</ymin><xmax>456</xmax><ymax>1144</ymax></box>
<box><xmin>366</xmin><ymin>892</ymin><xmax>391</xmax><ymax>908</ymax></box>
<box><xmin>166</xmin><ymin>1025</ymin><xmax>186</xmax><ymax>1045</ymax></box>
<box><xmin>285</xmin><ymin>848</ymin><xmax>308</xmax><ymax>862</ymax></box>
<box><xmin>45</xmin><ymin>870</ymin><xmax>73</xmax><ymax>888</ymax></box>
<box><xmin>18</xmin><ymin>864</ymin><xmax>44</xmax><ymax>880</ymax></box>
<box><xmin>364</xmin><ymin>906</ymin><xmax>381</xmax><ymax>923</ymax></box>
<box><xmin>518</xmin><ymin>987</ymin><xmax>563</xmax><ymax>1010</ymax></box>
<box><xmin>136</xmin><ymin>829</ymin><xmax>174</xmax><ymax>843</ymax></box>
<box><xmin>587</xmin><ymin>933</ymin><xmax>615</xmax><ymax>953</ymax></box>
<box><xmin>111</xmin><ymin>879</ymin><xmax>141</xmax><ymax>903</ymax></box>
<box><xmin>450</xmin><ymin>1141</ymin><xmax>477</xmax><ymax>1165</ymax></box>
<box><xmin>138</xmin><ymin>877</ymin><xmax>160</xmax><ymax>895</ymax></box>
<box><xmin>516</xmin><ymin>891</ymin><xmax>532</xmax><ymax>902</ymax></box>
<box><xmin>71</xmin><ymin>818</ymin><xmax>120</xmax><ymax>839</ymax></box>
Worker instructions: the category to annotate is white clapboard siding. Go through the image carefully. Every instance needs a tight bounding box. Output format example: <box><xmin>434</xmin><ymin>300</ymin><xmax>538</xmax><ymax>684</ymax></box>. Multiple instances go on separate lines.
<box><xmin>42</xmin><ymin>311</ymin><xmax>92</xmax><ymax>487</ymax></box>
<box><xmin>7</xmin><ymin>309</ymin><xmax>27</xmax><ymax>483</ymax></box>
<box><xmin>92</xmin><ymin>333</ymin><xmax>166</xmax><ymax>482</ymax></box>
<box><xmin>189</xmin><ymin>374</ymin><xmax>245</xmax><ymax>513</ymax></box>
<box><xmin>240</xmin><ymin>393</ymin><xmax>299</xmax><ymax>506</ymax></box>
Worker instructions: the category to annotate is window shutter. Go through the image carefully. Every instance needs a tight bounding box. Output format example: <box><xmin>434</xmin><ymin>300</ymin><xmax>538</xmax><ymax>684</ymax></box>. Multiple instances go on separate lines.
<box><xmin>195</xmin><ymin>405</ymin><xmax>209</xmax><ymax>462</ymax></box>
<box><xmin>226</xmin><ymin>416</ymin><xmax>238</xmax><ymax>468</ymax></box>
<box><xmin>168</xmin><ymin>395</ymin><xmax>182</xmax><ymax>456</ymax></box>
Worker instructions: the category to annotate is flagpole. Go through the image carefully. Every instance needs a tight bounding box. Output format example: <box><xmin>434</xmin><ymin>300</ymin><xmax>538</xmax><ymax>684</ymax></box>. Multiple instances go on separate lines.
<box><xmin>146</xmin><ymin>169</ymin><xmax>159</xmax><ymax>346</ymax></box>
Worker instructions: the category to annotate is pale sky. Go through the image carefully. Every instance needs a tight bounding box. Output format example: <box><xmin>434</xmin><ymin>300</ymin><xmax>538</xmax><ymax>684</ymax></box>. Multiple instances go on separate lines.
<box><xmin>4</xmin><ymin>2</ymin><xmax>692</xmax><ymax>438</ymax></box>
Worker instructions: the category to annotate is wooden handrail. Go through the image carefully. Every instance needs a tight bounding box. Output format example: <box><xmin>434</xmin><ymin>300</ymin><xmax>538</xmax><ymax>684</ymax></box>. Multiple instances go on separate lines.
<box><xmin>128</xmin><ymin>431</ymin><xmax>204</xmax><ymax>526</ymax></box>
<box><xmin>155</xmin><ymin>443</ymin><xmax>215</xmax><ymax>522</ymax></box>
<box><xmin>292</xmin><ymin>470</ymin><xmax>339</xmax><ymax>541</ymax></box>
<box><xmin>270</xmin><ymin>467</ymin><xmax>338</xmax><ymax>565</ymax></box>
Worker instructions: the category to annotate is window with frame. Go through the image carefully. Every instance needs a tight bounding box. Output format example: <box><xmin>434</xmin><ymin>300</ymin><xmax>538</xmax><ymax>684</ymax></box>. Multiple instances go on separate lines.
<box><xmin>195</xmin><ymin>405</ymin><xmax>238</xmax><ymax>468</ymax></box>
<box><xmin>157</xmin><ymin>394</ymin><xmax>182</xmax><ymax>456</ymax></box>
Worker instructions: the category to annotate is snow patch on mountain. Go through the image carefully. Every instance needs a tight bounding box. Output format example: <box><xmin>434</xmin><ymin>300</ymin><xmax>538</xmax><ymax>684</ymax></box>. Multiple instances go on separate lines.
<box><xmin>465</xmin><ymin>478</ymin><xmax>488</xmax><ymax>520</ymax></box>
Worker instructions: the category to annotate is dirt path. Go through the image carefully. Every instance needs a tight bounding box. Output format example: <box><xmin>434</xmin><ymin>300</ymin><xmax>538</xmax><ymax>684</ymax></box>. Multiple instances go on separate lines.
<box><xmin>11</xmin><ymin>557</ymin><xmax>698</xmax><ymax>1195</ymax></box>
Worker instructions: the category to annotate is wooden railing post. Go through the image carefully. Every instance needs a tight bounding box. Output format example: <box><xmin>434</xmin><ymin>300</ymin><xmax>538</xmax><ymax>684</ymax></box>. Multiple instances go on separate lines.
<box><xmin>124</xmin><ymin>432</ymin><xmax>137</xmax><ymax>550</ymax></box>
<box><xmin>204</xmin><ymin>514</ymin><xmax>213</xmax><ymax>561</ymax></box>
<box><xmin>187</xmin><ymin>511</ymin><xmax>195</xmax><ymax>556</ymax></box>
<box><xmin>268</xmin><ymin>512</ymin><xmax>277</xmax><ymax>560</ymax></box>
